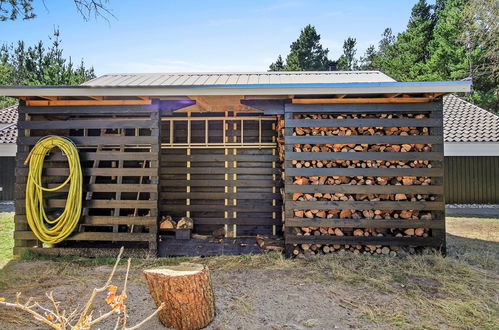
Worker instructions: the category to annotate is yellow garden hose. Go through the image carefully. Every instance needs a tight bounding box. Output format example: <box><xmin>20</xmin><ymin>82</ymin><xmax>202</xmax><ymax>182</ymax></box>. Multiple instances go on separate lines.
<box><xmin>24</xmin><ymin>136</ymin><xmax>83</xmax><ymax>244</ymax></box>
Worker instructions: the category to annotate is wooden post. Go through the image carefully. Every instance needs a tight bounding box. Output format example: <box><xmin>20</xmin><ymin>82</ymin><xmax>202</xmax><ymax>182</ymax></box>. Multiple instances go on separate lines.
<box><xmin>143</xmin><ymin>263</ymin><xmax>215</xmax><ymax>330</ymax></box>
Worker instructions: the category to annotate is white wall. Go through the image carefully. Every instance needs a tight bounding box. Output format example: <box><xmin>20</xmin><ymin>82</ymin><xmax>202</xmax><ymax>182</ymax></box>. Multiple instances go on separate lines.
<box><xmin>0</xmin><ymin>144</ymin><xmax>16</xmax><ymax>157</ymax></box>
<box><xmin>444</xmin><ymin>142</ymin><xmax>499</xmax><ymax>156</ymax></box>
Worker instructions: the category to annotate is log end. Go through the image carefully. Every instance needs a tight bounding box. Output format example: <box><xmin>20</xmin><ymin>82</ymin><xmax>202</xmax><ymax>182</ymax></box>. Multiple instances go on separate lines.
<box><xmin>144</xmin><ymin>263</ymin><xmax>205</xmax><ymax>277</ymax></box>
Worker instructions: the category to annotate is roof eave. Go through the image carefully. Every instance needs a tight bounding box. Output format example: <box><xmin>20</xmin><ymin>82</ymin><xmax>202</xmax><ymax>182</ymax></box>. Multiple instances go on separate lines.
<box><xmin>0</xmin><ymin>81</ymin><xmax>471</xmax><ymax>97</ymax></box>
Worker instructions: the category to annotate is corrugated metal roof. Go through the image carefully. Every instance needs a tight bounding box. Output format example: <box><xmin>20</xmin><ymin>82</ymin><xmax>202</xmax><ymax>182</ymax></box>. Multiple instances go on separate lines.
<box><xmin>444</xmin><ymin>95</ymin><xmax>499</xmax><ymax>143</ymax></box>
<box><xmin>82</xmin><ymin>71</ymin><xmax>396</xmax><ymax>87</ymax></box>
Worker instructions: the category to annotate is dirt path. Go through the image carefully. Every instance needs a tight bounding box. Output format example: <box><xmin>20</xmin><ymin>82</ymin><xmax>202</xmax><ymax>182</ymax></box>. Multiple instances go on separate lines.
<box><xmin>0</xmin><ymin>261</ymin><xmax>377</xmax><ymax>329</ymax></box>
<box><xmin>0</xmin><ymin>217</ymin><xmax>497</xmax><ymax>329</ymax></box>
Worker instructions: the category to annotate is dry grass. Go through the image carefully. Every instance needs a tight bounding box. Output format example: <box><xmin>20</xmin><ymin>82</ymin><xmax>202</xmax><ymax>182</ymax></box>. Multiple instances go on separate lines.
<box><xmin>0</xmin><ymin>216</ymin><xmax>497</xmax><ymax>329</ymax></box>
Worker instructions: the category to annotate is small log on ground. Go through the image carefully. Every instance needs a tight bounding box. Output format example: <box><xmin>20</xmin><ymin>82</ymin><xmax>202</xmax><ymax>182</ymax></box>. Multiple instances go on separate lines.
<box><xmin>160</xmin><ymin>215</ymin><xmax>176</xmax><ymax>230</ymax></box>
<box><xmin>143</xmin><ymin>263</ymin><xmax>215</xmax><ymax>330</ymax></box>
<box><xmin>177</xmin><ymin>217</ymin><xmax>194</xmax><ymax>230</ymax></box>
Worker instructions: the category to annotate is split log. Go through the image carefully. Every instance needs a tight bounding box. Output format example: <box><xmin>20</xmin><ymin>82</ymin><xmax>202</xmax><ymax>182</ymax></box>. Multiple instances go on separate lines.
<box><xmin>160</xmin><ymin>215</ymin><xmax>176</xmax><ymax>230</ymax></box>
<box><xmin>177</xmin><ymin>217</ymin><xmax>194</xmax><ymax>230</ymax></box>
<box><xmin>143</xmin><ymin>263</ymin><xmax>215</xmax><ymax>330</ymax></box>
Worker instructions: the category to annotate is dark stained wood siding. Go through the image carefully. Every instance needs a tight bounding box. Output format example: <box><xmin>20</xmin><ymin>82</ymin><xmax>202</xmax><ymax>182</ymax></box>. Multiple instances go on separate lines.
<box><xmin>445</xmin><ymin>156</ymin><xmax>499</xmax><ymax>204</ymax></box>
<box><xmin>13</xmin><ymin>102</ymin><xmax>160</xmax><ymax>256</ymax></box>
<box><xmin>159</xmin><ymin>113</ymin><xmax>282</xmax><ymax>237</ymax></box>
<box><xmin>0</xmin><ymin>156</ymin><xmax>15</xmax><ymax>200</ymax></box>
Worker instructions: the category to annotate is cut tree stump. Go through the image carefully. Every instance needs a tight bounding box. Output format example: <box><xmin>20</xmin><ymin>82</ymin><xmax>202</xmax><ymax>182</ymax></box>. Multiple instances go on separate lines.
<box><xmin>143</xmin><ymin>263</ymin><xmax>215</xmax><ymax>330</ymax></box>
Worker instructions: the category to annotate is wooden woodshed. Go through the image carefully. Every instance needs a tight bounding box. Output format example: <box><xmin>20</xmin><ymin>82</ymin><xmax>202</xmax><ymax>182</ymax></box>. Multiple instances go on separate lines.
<box><xmin>0</xmin><ymin>71</ymin><xmax>470</xmax><ymax>257</ymax></box>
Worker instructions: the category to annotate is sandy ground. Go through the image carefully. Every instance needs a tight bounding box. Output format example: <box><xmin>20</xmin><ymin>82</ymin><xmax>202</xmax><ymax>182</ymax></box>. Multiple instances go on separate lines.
<box><xmin>0</xmin><ymin>217</ymin><xmax>497</xmax><ymax>329</ymax></box>
<box><xmin>0</xmin><ymin>261</ymin><xmax>376</xmax><ymax>329</ymax></box>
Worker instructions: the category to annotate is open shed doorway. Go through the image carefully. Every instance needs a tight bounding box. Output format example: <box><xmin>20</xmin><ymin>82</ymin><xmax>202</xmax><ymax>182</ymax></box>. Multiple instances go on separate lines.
<box><xmin>159</xmin><ymin>111</ymin><xmax>282</xmax><ymax>240</ymax></box>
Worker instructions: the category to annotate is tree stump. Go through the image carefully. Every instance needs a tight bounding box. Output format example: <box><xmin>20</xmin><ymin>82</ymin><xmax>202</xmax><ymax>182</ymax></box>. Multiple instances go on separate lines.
<box><xmin>143</xmin><ymin>263</ymin><xmax>215</xmax><ymax>330</ymax></box>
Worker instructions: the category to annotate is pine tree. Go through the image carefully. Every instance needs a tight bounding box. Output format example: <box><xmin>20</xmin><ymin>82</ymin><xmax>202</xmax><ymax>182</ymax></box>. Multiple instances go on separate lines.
<box><xmin>0</xmin><ymin>29</ymin><xmax>95</xmax><ymax>107</ymax></box>
<box><xmin>379</xmin><ymin>0</ymin><xmax>435</xmax><ymax>80</ymax></box>
<box><xmin>269</xmin><ymin>25</ymin><xmax>331</xmax><ymax>71</ymax></box>
<box><xmin>336</xmin><ymin>37</ymin><xmax>358</xmax><ymax>71</ymax></box>
<box><xmin>269</xmin><ymin>55</ymin><xmax>285</xmax><ymax>71</ymax></box>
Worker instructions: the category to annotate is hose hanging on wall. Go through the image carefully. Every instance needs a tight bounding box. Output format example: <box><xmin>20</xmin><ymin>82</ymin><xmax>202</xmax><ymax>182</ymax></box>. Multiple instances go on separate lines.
<box><xmin>24</xmin><ymin>136</ymin><xmax>83</xmax><ymax>244</ymax></box>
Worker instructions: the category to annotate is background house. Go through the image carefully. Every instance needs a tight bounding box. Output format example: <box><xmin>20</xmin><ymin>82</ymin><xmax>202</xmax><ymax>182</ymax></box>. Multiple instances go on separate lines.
<box><xmin>0</xmin><ymin>104</ymin><xmax>17</xmax><ymax>201</ymax></box>
<box><xmin>443</xmin><ymin>95</ymin><xmax>499</xmax><ymax>204</ymax></box>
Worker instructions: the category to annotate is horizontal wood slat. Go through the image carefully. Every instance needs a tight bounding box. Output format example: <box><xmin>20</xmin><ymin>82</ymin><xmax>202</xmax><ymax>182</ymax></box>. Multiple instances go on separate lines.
<box><xmin>160</xmin><ymin>192</ymin><xmax>281</xmax><ymax>200</ymax></box>
<box><xmin>285</xmin><ymin>135</ymin><xmax>441</xmax><ymax>145</ymax></box>
<box><xmin>161</xmin><ymin>179</ymin><xmax>282</xmax><ymax>188</ymax></box>
<box><xmin>159</xmin><ymin>167</ymin><xmax>280</xmax><ymax>175</ymax></box>
<box><xmin>15</xmin><ymin>231</ymin><xmax>155</xmax><ymax>242</ymax></box>
<box><xmin>19</xmin><ymin>136</ymin><xmax>157</xmax><ymax>146</ymax></box>
<box><xmin>16</xmin><ymin>167</ymin><xmax>157</xmax><ymax>176</ymax></box>
<box><xmin>17</xmin><ymin>199</ymin><xmax>157</xmax><ymax>209</ymax></box>
<box><xmin>160</xmin><ymin>205</ymin><xmax>280</xmax><ymax>212</ymax></box>
<box><xmin>284</xmin><ymin>184</ymin><xmax>443</xmax><ymax>194</ymax></box>
<box><xmin>285</xmin><ymin>218</ymin><xmax>444</xmax><ymax>229</ymax></box>
<box><xmin>189</xmin><ymin>217</ymin><xmax>281</xmax><ymax>226</ymax></box>
<box><xmin>286</xmin><ymin>167</ymin><xmax>443</xmax><ymax>177</ymax></box>
<box><xmin>285</xmin><ymin>118</ymin><xmax>440</xmax><ymax>128</ymax></box>
<box><xmin>285</xmin><ymin>235</ymin><xmax>443</xmax><ymax>247</ymax></box>
<box><xmin>19</xmin><ymin>119</ymin><xmax>157</xmax><ymax>130</ymax></box>
<box><xmin>15</xmin><ymin>215</ymin><xmax>156</xmax><ymax>226</ymax></box>
<box><xmin>285</xmin><ymin>151</ymin><xmax>443</xmax><ymax>161</ymax></box>
<box><xmin>17</xmin><ymin>151</ymin><xmax>158</xmax><ymax>162</ymax></box>
<box><xmin>285</xmin><ymin>200</ymin><xmax>443</xmax><ymax>210</ymax></box>
<box><xmin>285</xmin><ymin>103</ymin><xmax>438</xmax><ymax>113</ymax></box>
<box><xmin>159</xmin><ymin>154</ymin><xmax>278</xmax><ymax>162</ymax></box>
<box><xmin>18</xmin><ymin>105</ymin><xmax>158</xmax><ymax>114</ymax></box>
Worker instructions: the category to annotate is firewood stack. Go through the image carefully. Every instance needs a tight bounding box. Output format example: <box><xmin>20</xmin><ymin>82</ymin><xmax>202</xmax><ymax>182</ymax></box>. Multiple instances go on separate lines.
<box><xmin>280</xmin><ymin>110</ymin><xmax>442</xmax><ymax>257</ymax></box>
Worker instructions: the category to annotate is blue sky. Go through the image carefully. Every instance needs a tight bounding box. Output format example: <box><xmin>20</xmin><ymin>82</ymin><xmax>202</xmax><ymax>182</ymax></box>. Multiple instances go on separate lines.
<box><xmin>1</xmin><ymin>1</ymin><xmax>421</xmax><ymax>76</ymax></box>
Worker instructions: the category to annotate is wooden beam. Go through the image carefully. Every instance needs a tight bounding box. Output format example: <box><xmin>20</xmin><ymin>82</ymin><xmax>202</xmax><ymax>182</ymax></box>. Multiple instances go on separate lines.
<box><xmin>38</xmin><ymin>96</ymin><xmax>59</xmax><ymax>101</ymax></box>
<box><xmin>292</xmin><ymin>97</ymin><xmax>431</xmax><ymax>104</ymax></box>
<box><xmin>26</xmin><ymin>99</ymin><xmax>153</xmax><ymax>106</ymax></box>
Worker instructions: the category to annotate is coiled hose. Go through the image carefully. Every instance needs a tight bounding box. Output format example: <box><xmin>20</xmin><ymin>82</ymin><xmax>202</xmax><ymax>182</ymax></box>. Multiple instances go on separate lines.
<box><xmin>24</xmin><ymin>136</ymin><xmax>82</xmax><ymax>244</ymax></box>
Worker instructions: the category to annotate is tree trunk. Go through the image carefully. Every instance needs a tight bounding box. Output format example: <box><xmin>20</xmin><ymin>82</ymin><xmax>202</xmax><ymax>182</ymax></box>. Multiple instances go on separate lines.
<box><xmin>143</xmin><ymin>263</ymin><xmax>215</xmax><ymax>330</ymax></box>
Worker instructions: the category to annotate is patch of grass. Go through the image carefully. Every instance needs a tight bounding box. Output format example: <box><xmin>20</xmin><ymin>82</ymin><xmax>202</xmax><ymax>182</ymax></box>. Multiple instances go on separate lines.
<box><xmin>0</xmin><ymin>216</ymin><xmax>497</xmax><ymax>329</ymax></box>
<box><xmin>0</xmin><ymin>212</ymin><xmax>14</xmax><ymax>265</ymax></box>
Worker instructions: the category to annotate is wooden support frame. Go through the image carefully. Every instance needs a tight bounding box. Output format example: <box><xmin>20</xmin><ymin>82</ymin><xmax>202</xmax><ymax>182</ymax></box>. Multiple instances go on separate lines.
<box><xmin>13</xmin><ymin>102</ymin><xmax>161</xmax><ymax>257</ymax></box>
<box><xmin>282</xmin><ymin>100</ymin><xmax>446</xmax><ymax>256</ymax></box>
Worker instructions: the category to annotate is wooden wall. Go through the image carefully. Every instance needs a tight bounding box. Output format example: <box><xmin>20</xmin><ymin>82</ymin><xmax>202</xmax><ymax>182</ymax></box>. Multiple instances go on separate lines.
<box><xmin>159</xmin><ymin>113</ymin><xmax>282</xmax><ymax>237</ymax></box>
<box><xmin>13</xmin><ymin>103</ymin><xmax>160</xmax><ymax>256</ymax></box>
<box><xmin>445</xmin><ymin>156</ymin><xmax>499</xmax><ymax>204</ymax></box>
<box><xmin>282</xmin><ymin>101</ymin><xmax>446</xmax><ymax>256</ymax></box>
<box><xmin>0</xmin><ymin>156</ymin><xmax>15</xmax><ymax>201</ymax></box>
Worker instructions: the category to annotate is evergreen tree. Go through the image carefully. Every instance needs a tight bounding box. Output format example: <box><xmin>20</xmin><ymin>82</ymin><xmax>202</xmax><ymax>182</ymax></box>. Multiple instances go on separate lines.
<box><xmin>269</xmin><ymin>55</ymin><xmax>285</xmax><ymax>71</ymax></box>
<box><xmin>379</xmin><ymin>0</ymin><xmax>435</xmax><ymax>80</ymax></box>
<box><xmin>269</xmin><ymin>25</ymin><xmax>331</xmax><ymax>71</ymax></box>
<box><xmin>0</xmin><ymin>29</ymin><xmax>95</xmax><ymax>107</ymax></box>
<box><xmin>359</xmin><ymin>45</ymin><xmax>378</xmax><ymax>70</ymax></box>
<box><xmin>461</xmin><ymin>0</ymin><xmax>498</xmax><ymax>111</ymax></box>
<box><xmin>336</xmin><ymin>37</ymin><xmax>358</xmax><ymax>71</ymax></box>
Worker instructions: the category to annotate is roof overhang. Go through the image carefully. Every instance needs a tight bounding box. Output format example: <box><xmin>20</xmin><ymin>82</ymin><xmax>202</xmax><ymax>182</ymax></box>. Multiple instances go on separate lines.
<box><xmin>0</xmin><ymin>81</ymin><xmax>471</xmax><ymax>97</ymax></box>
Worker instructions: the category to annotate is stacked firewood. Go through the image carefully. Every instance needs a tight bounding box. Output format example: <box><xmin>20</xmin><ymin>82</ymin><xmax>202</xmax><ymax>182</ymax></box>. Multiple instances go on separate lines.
<box><xmin>290</xmin><ymin>227</ymin><xmax>429</xmax><ymax>237</ymax></box>
<box><xmin>293</xmin><ymin>143</ymin><xmax>432</xmax><ymax>152</ymax></box>
<box><xmin>292</xmin><ymin>159</ymin><xmax>432</xmax><ymax>168</ymax></box>
<box><xmin>293</xmin><ymin>113</ymin><xmax>429</xmax><ymax>120</ymax></box>
<box><xmin>293</xmin><ymin>176</ymin><xmax>432</xmax><ymax>186</ymax></box>
<box><xmin>276</xmin><ymin>115</ymin><xmax>285</xmax><ymax>162</ymax></box>
<box><xmin>291</xmin><ymin>243</ymin><xmax>426</xmax><ymax>257</ymax></box>
<box><xmin>292</xmin><ymin>208</ymin><xmax>433</xmax><ymax>220</ymax></box>
<box><xmin>276</xmin><ymin>112</ymin><xmax>437</xmax><ymax>256</ymax></box>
